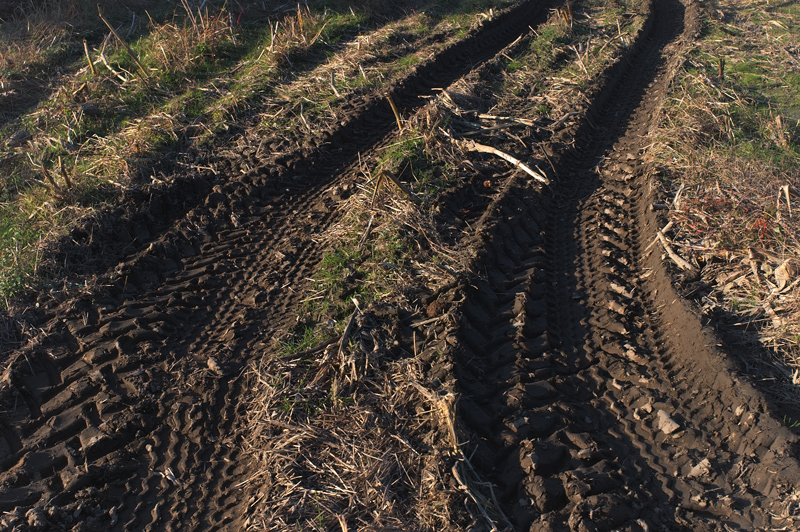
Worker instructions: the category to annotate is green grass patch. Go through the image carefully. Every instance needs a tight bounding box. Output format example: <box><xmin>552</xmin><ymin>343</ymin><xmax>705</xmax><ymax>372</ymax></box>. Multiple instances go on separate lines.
<box><xmin>528</xmin><ymin>23</ymin><xmax>571</xmax><ymax>71</ymax></box>
<box><xmin>396</xmin><ymin>54</ymin><xmax>421</xmax><ymax>69</ymax></box>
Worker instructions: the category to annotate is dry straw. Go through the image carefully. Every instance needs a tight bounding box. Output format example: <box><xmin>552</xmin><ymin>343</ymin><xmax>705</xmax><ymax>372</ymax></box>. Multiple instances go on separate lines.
<box><xmin>241</xmin><ymin>312</ymin><xmax>461</xmax><ymax>531</ymax></box>
<box><xmin>649</xmin><ymin>0</ymin><xmax>800</xmax><ymax>404</ymax></box>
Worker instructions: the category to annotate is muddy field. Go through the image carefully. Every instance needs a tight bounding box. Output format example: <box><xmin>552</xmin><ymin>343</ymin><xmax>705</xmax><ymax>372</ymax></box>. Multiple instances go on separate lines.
<box><xmin>1</xmin><ymin>0</ymin><xmax>799</xmax><ymax>530</ymax></box>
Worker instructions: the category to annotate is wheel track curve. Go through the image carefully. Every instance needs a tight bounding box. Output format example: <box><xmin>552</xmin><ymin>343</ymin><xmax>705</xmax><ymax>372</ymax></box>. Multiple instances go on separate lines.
<box><xmin>438</xmin><ymin>0</ymin><xmax>800</xmax><ymax>530</ymax></box>
<box><xmin>0</xmin><ymin>1</ymin><xmax>565</xmax><ymax>529</ymax></box>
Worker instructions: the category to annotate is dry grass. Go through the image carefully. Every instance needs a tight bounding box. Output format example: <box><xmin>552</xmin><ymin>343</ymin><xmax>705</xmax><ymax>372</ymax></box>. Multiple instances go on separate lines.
<box><xmin>456</xmin><ymin>0</ymin><xmax>648</xmax><ymax>136</ymax></box>
<box><xmin>650</xmin><ymin>0</ymin><xmax>800</xmax><ymax>409</ymax></box>
<box><xmin>0</xmin><ymin>0</ymin><xmax>521</xmax><ymax>306</ymax></box>
<box><xmin>242</xmin><ymin>313</ymin><xmax>461</xmax><ymax>531</ymax></box>
<box><xmin>297</xmin><ymin>102</ymin><xmax>474</xmax><ymax>320</ymax></box>
<box><xmin>1</xmin><ymin>0</ymin><xmax>242</xmax><ymax>302</ymax></box>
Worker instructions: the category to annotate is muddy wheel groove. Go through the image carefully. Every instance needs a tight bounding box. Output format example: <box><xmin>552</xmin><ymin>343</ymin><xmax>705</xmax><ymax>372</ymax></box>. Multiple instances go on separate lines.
<box><xmin>447</xmin><ymin>0</ymin><xmax>799</xmax><ymax>530</ymax></box>
<box><xmin>0</xmin><ymin>0</ymin><xmax>569</xmax><ymax>528</ymax></box>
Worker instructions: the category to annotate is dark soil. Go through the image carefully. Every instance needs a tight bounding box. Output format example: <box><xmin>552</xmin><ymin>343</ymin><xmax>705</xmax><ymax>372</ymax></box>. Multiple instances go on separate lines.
<box><xmin>1</xmin><ymin>0</ymin><xmax>799</xmax><ymax>531</ymax></box>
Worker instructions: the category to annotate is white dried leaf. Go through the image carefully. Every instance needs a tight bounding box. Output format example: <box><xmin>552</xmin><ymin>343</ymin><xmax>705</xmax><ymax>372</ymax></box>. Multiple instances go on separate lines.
<box><xmin>657</xmin><ymin>410</ymin><xmax>680</xmax><ymax>435</ymax></box>
<box><xmin>775</xmin><ymin>259</ymin><xmax>798</xmax><ymax>290</ymax></box>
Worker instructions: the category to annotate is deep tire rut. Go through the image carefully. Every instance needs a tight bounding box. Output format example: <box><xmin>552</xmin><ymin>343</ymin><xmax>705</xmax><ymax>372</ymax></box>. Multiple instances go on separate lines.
<box><xmin>446</xmin><ymin>0</ymin><xmax>800</xmax><ymax>530</ymax></box>
<box><xmin>0</xmin><ymin>1</ymin><xmax>563</xmax><ymax>530</ymax></box>
<box><xmin>3</xmin><ymin>0</ymin><xmax>799</xmax><ymax>530</ymax></box>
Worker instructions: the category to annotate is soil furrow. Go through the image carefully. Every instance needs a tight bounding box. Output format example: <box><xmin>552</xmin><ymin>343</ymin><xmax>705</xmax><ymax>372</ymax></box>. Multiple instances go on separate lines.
<box><xmin>39</xmin><ymin>0</ymin><xmax>560</xmax><ymax>300</ymax></box>
<box><xmin>445</xmin><ymin>0</ymin><xmax>800</xmax><ymax>530</ymax></box>
<box><xmin>0</xmin><ymin>1</ymin><xmax>566</xmax><ymax>529</ymax></box>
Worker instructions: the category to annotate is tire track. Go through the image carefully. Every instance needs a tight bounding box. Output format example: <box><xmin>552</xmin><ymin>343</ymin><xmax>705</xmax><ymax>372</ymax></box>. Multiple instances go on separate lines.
<box><xmin>0</xmin><ymin>1</ymin><xmax>563</xmax><ymax>529</ymax></box>
<box><xmin>444</xmin><ymin>0</ymin><xmax>800</xmax><ymax>529</ymax></box>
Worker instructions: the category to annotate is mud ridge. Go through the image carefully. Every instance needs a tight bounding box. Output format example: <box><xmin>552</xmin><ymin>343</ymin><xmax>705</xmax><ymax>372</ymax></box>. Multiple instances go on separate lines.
<box><xmin>430</xmin><ymin>0</ymin><xmax>800</xmax><ymax>530</ymax></box>
<box><xmin>0</xmin><ymin>1</ymin><xmax>567</xmax><ymax>530</ymax></box>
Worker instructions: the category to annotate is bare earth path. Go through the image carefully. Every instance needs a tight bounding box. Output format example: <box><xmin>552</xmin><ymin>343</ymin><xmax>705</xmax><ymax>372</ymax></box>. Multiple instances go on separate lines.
<box><xmin>437</xmin><ymin>0</ymin><xmax>800</xmax><ymax>529</ymax></box>
<box><xmin>1</xmin><ymin>0</ymin><xmax>799</xmax><ymax>531</ymax></box>
<box><xmin>0</xmin><ymin>0</ymin><xmax>561</xmax><ymax>530</ymax></box>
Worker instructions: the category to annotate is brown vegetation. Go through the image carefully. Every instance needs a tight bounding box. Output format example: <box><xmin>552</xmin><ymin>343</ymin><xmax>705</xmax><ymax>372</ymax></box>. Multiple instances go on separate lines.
<box><xmin>649</xmin><ymin>0</ymin><xmax>800</xmax><ymax>410</ymax></box>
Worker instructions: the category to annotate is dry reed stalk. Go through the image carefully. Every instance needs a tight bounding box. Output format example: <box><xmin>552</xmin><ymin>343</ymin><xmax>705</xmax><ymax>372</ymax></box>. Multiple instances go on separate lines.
<box><xmin>36</xmin><ymin>161</ymin><xmax>60</xmax><ymax>195</ymax></box>
<box><xmin>387</xmin><ymin>94</ymin><xmax>403</xmax><ymax>132</ymax></box>
<box><xmin>180</xmin><ymin>0</ymin><xmax>200</xmax><ymax>37</ymax></box>
<box><xmin>98</xmin><ymin>34</ymin><xmax>127</xmax><ymax>82</ymax></box>
<box><xmin>569</xmin><ymin>44</ymin><xmax>588</xmax><ymax>75</ymax></box>
<box><xmin>657</xmin><ymin>230</ymin><xmax>698</xmax><ymax>274</ymax></box>
<box><xmin>330</xmin><ymin>71</ymin><xmax>341</xmax><ymax>97</ymax></box>
<box><xmin>456</xmin><ymin>121</ymin><xmax>529</xmax><ymax>137</ymax></box>
<box><xmin>458</xmin><ymin>139</ymin><xmax>550</xmax><ymax>185</ymax></box>
<box><xmin>98</xmin><ymin>5</ymin><xmax>149</xmax><ymax>78</ymax></box>
<box><xmin>83</xmin><ymin>39</ymin><xmax>96</xmax><ymax>76</ymax></box>
<box><xmin>380</xmin><ymin>170</ymin><xmax>421</xmax><ymax>204</ymax></box>
<box><xmin>58</xmin><ymin>156</ymin><xmax>72</xmax><ymax>189</ymax></box>
<box><xmin>477</xmin><ymin>114</ymin><xmax>537</xmax><ymax>126</ymax></box>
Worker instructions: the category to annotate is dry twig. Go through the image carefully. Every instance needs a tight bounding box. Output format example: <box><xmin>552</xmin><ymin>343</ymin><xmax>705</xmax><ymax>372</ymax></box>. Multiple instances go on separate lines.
<box><xmin>98</xmin><ymin>5</ymin><xmax>149</xmax><ymax>78</ymax></box>
<box><xmin>83</xmin><ymin>40</ymin><xmax>96</xmax><ymax>76</ymax></box>
<box><xmin>458</xmin><ymin>139</ymin><xmax>550</xmax><ymax>185</ymax></box>
<box><xmin>657</xmin><ymin>230</ymin><xmax>698</xmax><ymax>274</ymax></box>
<box><xmin>387</xmin><ymin>94</ymin><xmax>403</xmax><ymax>132</ymax></box>
<box><xmin>380</xmin><ymin>169</ymin><xmax>421</xmax><ymax>204</ymax></box>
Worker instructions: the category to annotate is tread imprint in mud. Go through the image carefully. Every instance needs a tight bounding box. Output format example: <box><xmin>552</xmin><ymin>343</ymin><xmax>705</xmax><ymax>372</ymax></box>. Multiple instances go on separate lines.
<box><xmin>443</xmin><ymin>0</ymin><xmax>800</xmax><ymax>530</ymax></box>
<box><xmin>0</xmin><ymin>0</ymin><xmax>564</xmax><ymax>529</ymax></box>
<box><xmin>2</xmin><ymin>0</ymin><xmax>798</xmax><ymax>530</ymax></box>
